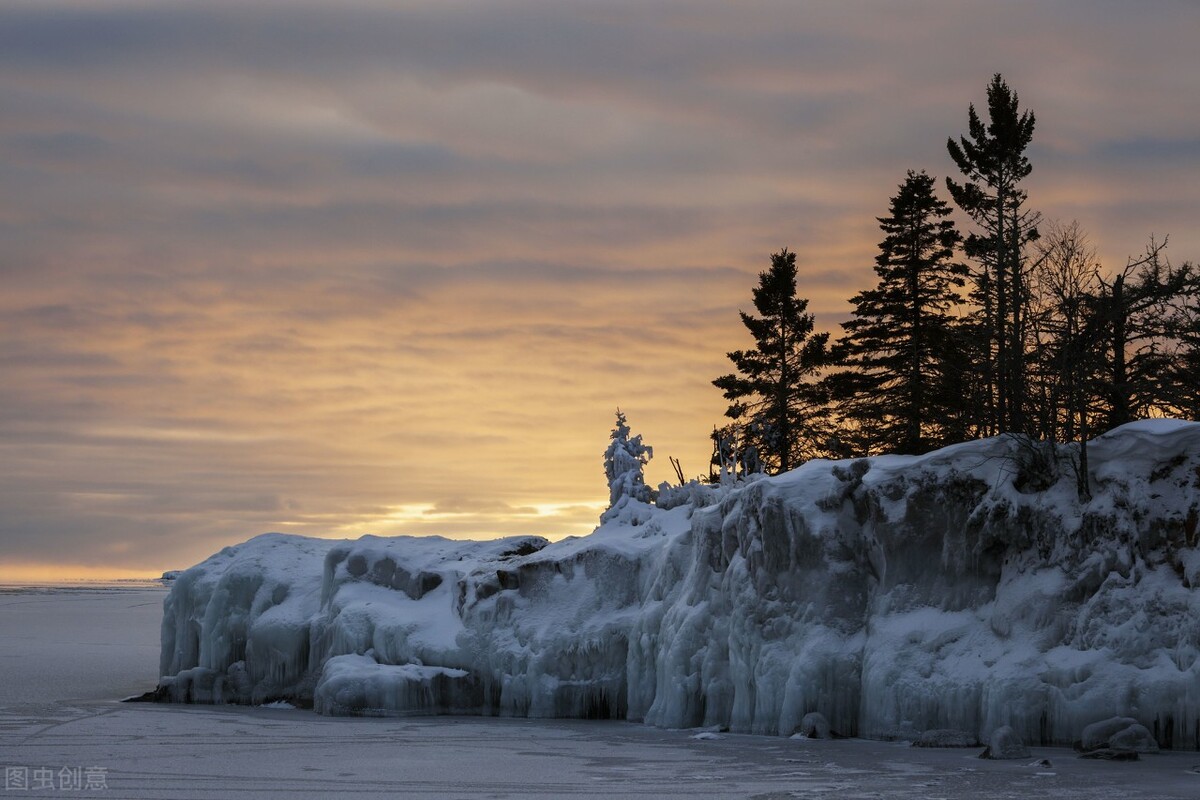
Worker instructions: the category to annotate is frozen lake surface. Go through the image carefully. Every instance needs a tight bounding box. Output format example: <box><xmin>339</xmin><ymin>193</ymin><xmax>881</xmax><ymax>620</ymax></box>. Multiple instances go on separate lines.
<box><xmin>2</xmin><ymin>585</ymin><xmax>1198</xmax><ymax>798</ymax></box>
<box><xmin>0</xmin><ymin>583</ymin><xmax>163</xmax><ymax>706</ymax></box>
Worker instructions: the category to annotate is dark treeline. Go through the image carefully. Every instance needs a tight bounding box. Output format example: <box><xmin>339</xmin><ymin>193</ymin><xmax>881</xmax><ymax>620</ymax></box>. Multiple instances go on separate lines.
<box><xmin>711</xmin><ymin>74</ymin><xmax>1199</xmax><ymax>492</ymax></box>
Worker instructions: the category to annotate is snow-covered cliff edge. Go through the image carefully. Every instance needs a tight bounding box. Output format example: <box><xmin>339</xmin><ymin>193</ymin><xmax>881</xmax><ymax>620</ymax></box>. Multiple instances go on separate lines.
<box><xmin>158</xmin><ymin>421</ymin><xmax>1200</xmax><ymax>748</ymax></box>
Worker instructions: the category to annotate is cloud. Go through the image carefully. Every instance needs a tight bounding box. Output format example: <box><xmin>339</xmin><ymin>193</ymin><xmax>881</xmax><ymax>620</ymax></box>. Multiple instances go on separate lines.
<box><xmin>424</xmin><ymin>498</ymin><xmax>539</xmax><ymax>516</ymax></box>
<box><xmin>1</xmin><ymin>0</ymin><xmax>1197</xmax><ymax>575</ymax></box>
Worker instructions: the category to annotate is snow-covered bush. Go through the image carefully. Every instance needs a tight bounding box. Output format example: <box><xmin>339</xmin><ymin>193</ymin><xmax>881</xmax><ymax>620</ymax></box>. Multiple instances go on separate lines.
<box><xmin>655</xmin><ymin>474</ymin><xmax>765</xmax><ymax>511</ymax></box>
<box><xmin>601</xmin><ymin>409</ymin><xmax>653</xmax><ymax>522</ymax></box>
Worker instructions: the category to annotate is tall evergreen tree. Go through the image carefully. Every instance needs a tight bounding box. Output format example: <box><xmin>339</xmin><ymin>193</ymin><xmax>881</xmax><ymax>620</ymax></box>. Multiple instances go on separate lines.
<box><xmin>834</xmin><ymin>171</ymin><xmax>967</xmax><ymax>454</ymax></box>
<box><xmin>713</xmin><ymin>249</ymin><xmax>832</xmax><ymax>473</ymax></box>
<box><xmin>947</xmin><ymin>74</ymin><xmax>1040</xmax><ymax>435</ymax></box>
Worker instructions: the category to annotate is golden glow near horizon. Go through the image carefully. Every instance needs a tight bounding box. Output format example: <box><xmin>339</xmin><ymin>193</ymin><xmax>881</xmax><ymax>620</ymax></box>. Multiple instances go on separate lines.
<box><xmin>0</xmin><ymin>563</ymin><xmax>165</xmax><ymax>584</ymax></box>
<box><xmin>1</xmin><ymin>2</ymin><xmax>1198</xmax><ymax>578</ymax></box>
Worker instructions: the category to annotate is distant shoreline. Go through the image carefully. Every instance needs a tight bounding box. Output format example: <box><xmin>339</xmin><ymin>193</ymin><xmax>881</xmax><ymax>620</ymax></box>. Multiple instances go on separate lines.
<box><xmin>0</xmin><ymin>579</ymin><xmax>172</xmax><ymax>592</ymax></box>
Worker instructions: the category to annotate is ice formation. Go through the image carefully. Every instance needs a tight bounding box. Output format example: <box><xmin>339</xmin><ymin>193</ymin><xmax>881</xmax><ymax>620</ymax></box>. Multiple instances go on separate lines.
<box><xmin>159</xmin><ymin>421</ymin><xmax>1200</xmax><ymax>749</ymax></box>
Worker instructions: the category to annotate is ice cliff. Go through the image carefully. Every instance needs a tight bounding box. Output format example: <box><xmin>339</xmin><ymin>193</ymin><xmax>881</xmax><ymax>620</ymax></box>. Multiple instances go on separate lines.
<box><xmin>158</xmin><ymin>420</ymin><xmax>1200</xmax><ymax>748</ymax></box>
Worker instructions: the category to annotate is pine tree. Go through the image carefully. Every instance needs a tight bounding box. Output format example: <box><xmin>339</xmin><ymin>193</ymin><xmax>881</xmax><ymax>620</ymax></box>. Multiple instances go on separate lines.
<box><xmin>602</xmin><ymin>408</ymin><xmax>653</xmax><ymax>512</ymax></box>
<box><xmin>946</xmin><ymin>74</ymin><xmax>1040</xmax><ymax>435</ymax></box>
<box><xmin>713</xmin><ymin>249</ymin><xmax>832</xmax><ymax>473</ymax></box>
<box><xmin>834</xmin><ymin>171</ymin><xmax>967</xmax><ymax>454</ymax></box>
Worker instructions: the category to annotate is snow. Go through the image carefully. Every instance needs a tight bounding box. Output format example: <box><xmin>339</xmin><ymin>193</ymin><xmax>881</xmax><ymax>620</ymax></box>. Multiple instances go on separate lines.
<box><xmin>314</xmin><ymin>653</ymin><xmax>475</xmax><ymax>716</ymax></box>
<box><xmin>158</xmin><ymin>421</ymin><xmax>1200</xmax><ymax>750</ymax></box>
<box><xmin>601</xmin><ymin>409</ymin><xmax>653</xmax><ymax>519</ymax></box>
<box><xmin>5</xmin><ymin>584</ymin><xmax>1200</xmax><ymax>798</ymax></box>
<box><xmin>260</xmin><ymin>699</ymin><xmax>294</xmax><ymax>709</ymax></box>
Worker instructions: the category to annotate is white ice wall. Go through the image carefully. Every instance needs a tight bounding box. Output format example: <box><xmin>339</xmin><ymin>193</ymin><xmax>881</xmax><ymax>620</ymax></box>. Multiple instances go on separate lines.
<box><xmin>158</xmin><ymin>421</ymin><xmax>1200</xmax><ymax>748</ymax></box>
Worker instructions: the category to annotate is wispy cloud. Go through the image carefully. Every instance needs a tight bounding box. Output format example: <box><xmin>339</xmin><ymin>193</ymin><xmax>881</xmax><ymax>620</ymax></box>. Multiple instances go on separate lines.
<box><xmin>1</xmin><ymin>0</ymin><xmax>1197</xmax><ymax>575</ymax></box>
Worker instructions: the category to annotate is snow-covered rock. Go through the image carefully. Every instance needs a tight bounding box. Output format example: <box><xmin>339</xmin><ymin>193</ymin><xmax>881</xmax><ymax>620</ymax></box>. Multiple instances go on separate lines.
<box><xmin>1109</xmin><ymin>724</ymin><xmax>1159</xmax><ymax>753</ymax></box>
<box><xmin>1080</xmin><ymin>717</ymin><xmax>1141</xmax><ymax>751</ymax></box>
<box><xmin>980</xmin><ymin>725</ymin><xmax>1031</xmax><ymax>759</ymax></box>
<box><xmin>1080</xmin><ymin>716</ymin><xmax>1160</xmax><ymax>753</ymax></box>
<box><xmin>798</xmin><ymin>711</ymin><xmax>832</xmax><ymax>739</ymax></box>
<box><xmin>314</xmin><ymin>654</ymin><xmax>477</xmax><ymax>717</ymax></box>
<box><xmin>157</xmin><ymin>421</ymin><xmax>1200</xmax><ymax>749</ymax></box>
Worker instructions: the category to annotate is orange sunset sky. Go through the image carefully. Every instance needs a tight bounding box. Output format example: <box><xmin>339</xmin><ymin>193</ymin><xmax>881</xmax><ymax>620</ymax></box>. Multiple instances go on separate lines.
<box><xmin>2</xmin><ymin>1</ymin><xmax>1198</xmax><ymax>579</ymax></box>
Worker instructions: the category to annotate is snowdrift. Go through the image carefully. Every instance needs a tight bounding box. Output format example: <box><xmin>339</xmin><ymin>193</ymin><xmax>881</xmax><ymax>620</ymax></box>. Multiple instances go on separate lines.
<box><xmin>158</xmin><ymin>421</ymin><xmax>1200</xmax><ymax>748</ymax></box>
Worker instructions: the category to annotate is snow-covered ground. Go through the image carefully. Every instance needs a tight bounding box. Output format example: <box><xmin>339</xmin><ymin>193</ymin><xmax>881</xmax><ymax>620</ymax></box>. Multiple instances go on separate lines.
<box><xmin>3</xmin><ymin>583</ymin><xmax>1200</xmax><ymax>796</ymax></box>
<box><xmin>160</xmin><ymin>422</ymin><xmax>1200</xmax><ymax>750</ymax></box>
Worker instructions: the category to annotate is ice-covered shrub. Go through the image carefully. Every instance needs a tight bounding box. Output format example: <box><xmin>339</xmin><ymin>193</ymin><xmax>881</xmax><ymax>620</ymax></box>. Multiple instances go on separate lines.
<box><xmin>602</xmin><ymin>408</ymin><xmax>654</xmax><ymax>522</ymax></box>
